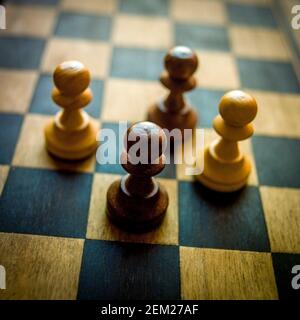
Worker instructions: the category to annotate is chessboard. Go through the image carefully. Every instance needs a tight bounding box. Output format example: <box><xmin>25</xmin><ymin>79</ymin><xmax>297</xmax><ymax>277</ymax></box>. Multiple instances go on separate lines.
<box><xmin>0</xmin><ymin>0</ymin><xmax>300</xmax><ymax>300</ymax></box>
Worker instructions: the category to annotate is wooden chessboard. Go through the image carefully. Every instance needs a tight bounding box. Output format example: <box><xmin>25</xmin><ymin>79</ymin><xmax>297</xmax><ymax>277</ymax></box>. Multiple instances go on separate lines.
<box><xmin>0</xmin><ymin>0</ymin><xmax>300</xmax><ymax>300</ymax></box>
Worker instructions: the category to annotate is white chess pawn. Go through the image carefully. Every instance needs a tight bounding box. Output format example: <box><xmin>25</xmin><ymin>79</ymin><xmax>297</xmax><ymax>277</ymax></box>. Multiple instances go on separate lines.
<box><xmin>196</xmin><ymin>90</ymin><xmax>258</xmax><ymax>192</ymax></box>
<box><xmin>45</xmin><ymin>61</ymin><xmax>99</xmax><ymax>160</ymax></box>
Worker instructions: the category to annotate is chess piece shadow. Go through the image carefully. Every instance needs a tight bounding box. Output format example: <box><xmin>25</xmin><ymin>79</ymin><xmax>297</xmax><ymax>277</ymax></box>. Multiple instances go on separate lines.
<box><xmin>192</xmin><ymin>181</ymin><xmax>247</xmax><ymax>211</ymax></box>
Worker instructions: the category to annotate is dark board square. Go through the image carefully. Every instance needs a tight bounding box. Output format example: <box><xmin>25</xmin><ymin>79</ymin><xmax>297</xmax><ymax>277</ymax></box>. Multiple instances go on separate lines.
<box><xmin>0</xmin><ymin>114</ymin><xmax>23</xmax><ymax>164</ymax></box>
<box><xmin>175</xmin><ymin>23</ymin><xmax>230</xmax><ymax>52</ymax></box>
<box><xmin>55</xmin><ymin>12</ymin><xmax>111</xmax><ymax>41</ymax></box>
<box><xmin>188</xmin><ymin>88</ymin><xmax>225</xmax><ymax>128</ymax></box>
<box><xmin>227</xmin><ymin>3</ymin><xmax>277</xmax><ymax>28</ymax></box>
<box><xmin>96</xmin><ymin>122</ymin><xmax>127</xmax><ymax>175</ymax></box>
<box><xmin>110</xmin><ymin>47</ymin><xmax>164</xmax><ymax>80</ymax></box>
<box><xmin>237</xmin><ymin>58</ymin><xmax>300</xmax><ymax>93</ymax></box>
<box><xmin>253</xmin><ymin>136</ymin><xmax>300</xmax><ymax>188</ymax></box>
<box><xmin>272</xmin><ymin>253</ymin><xmax>300</xmax><ymax>300</ymax></box>
<box><xmin>120</xmin><ymin>0</ymin><xmax>169</xmax><ymax>16</ymax></box>
<box><xmin>29</xmin><ymin>74</ymin><xmax>103</xmax><ymax>119</ymax></box>
<box><xmin>77</xmin><ymin>240</ymin><xmax>180</xmax><ymax>300</ymax></box>
<box><xmin>0</xmin><ymin>37</ymin><xmax>45</xmax><ymax>69</ymax></box>
<box><xmin>0</xmin><ymin>167</ymin><xmax>92</xmax><ymax>238</ymax></box>
<box><xmin>179</xmin><ymin>182</ymin><xmax>270</xmax><ymax>252</ymax></box>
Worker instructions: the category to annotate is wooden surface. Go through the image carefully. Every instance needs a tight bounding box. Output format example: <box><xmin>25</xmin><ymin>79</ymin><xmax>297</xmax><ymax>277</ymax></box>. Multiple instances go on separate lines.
<box><xmin>0</xmin><ymin>0</ymin><xmax>300</xmax><ymax>300</ymax></box>
<box><xmin>0</xmin><ymin>233</ymin><xmax>84</xmax><ymax>300</ymax></box>
<box><xmin>180</xmin><ymin>247</ymin><xmax>278</xmax><ymax>300</ymax></box>
<box><xmin>87</xmin><ymin>173</ymin><xmax>178</xmax><ymax>245</ymax></box>
<box><xmin>260</xmin><ymin>186</ymin><xmax>300</xmax><ymax>253</ymax></box>
<box><xmin>0</xmin><ymin>166</ymin><xmax>9</xmax><ymax>196</ymax></box>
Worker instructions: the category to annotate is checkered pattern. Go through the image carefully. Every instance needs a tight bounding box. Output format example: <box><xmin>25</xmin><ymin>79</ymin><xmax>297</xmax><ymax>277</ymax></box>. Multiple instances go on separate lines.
<box><xmin>0</xmin><ymin>0</ymin><xmax>299</xmax><ymax>300</ymax></box>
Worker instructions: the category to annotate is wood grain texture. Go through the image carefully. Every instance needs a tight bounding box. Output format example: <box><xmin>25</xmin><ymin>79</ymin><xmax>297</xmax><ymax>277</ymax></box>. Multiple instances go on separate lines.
<box><xmin>229</xmin><ymin>26</ymin><xmax>290</xmax><ymax>61</ymax></box>
<box><xmin>61</xmin><ymin>0</ymin><xmax>118</xmax><ymax>14</ymax></box>
<box><xmin>171</xmin><ymin>0</ymin><xmax>227</xmax><ymax>25</ymax></box>
<box><xmin>42</xmin><ymin>38</ymin><xmax>111</xmax><ymax>78</ymax></box>
<box><xmin>0</xmin><ymin>0</ymin><xmax>299</xmax><ymax>300</ymax></box>
<box><xmin>0</xmin><ymin>70</ymin><xmax>37</xmax><ymax>114</ymax></box>
<box><xmin>5</xmin><ymin>5</ymin><xmax>56</xmax><ymax>37</ymax></box>
<box><xmin>226</xmin><ymin>0</ymin><xmax>270</xmax><ymax>5</ymax></box>
<box><xmin>0</xmin><ymin>167</ymin><xmax>93</xmax><ymax>238</ymax></box>
<box><xmin>0</xmin><ymin>233</ymin><xmax>84</xmax><ymax>300</ymax></box>
<box><xmin>113</xmin><ymin>15</ymin><xmax>172</xmax><ymax>49</ymax></box>
<box><xmin>252</xmin><ymin>90</ymin><xmax>300</xmax><ymax>138</ymax></box>
<box><xmin>195</xmin><ymin>51</ymin><xmax>240</xmax><ymax>90</ymax></box>
<box><xmin>180</xmin><ymin>247</ymin><xmax>278</xmax><ymax>300</ymax></box>
<box><xmin>102</xmin><ymin>78</ymin><xmax>166</xmax><ymax>123</ymax></box>
<box><xmin>260</xmin><ymin>186</ymin><xmax>300</xmax><ymax>253</ymax></box>
<box><xmin>13</xmin><ymin>114</ymin><xmax>97</xmax><ymax>173</ymax></box>
<box><xmin>0</xmin><ymin>165</ymin><xmax>9</xmax><ymax>196</ymax></box>
<box><xmin>77</xmin><ymin>240</ymin><xmax>180</xmax><ymax>300</ymax></box>
<box><xmin>86</xmin><ymin>173</ymin><xmax>178</xmax><ymax>245</ymax></box>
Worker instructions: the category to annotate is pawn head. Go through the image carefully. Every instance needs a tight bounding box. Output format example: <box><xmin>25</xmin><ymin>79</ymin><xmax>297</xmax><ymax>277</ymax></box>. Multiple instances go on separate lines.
<box><xmin>165</xmin><ymin>46</ymin><xmax>198</xmax><ymax>80</ymax></box>
<box><xmin>219</xmin><ymin>90</ymin><xmax>258</xmax><ymax>127</ymax></box>
<box><xmin>125</xmin><ymin>121</ymin><xmax>167</xmax><ymax>164</ymax></box>
<box><xmin>53</xmin><ymin>61</ymin><xmax>90</xmax><ymax>96</ymax></box>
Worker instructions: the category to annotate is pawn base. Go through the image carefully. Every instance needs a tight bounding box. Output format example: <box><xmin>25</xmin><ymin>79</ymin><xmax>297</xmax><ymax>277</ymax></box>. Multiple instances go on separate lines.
<box><xmin>44</xmin><ymin>118</ymin><xmax>99</xmax><ymax>160</ymax></box>
<box><xmin>147</xmin><ymin>103</ymin><xmax>197</xmax><ymax>134</ymax></box>
<box><xmin>195</xmin><ymin>146</ymin><xmax>251</xmax><ymax>192</ymax></box>
<box><xmin>106</xmin><ymin>180</ymin><xmax>169</xmax><ymax>233</ymax></box>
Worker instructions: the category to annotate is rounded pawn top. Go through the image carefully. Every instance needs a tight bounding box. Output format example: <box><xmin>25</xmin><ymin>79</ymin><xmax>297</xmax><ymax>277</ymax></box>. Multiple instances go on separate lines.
<box><xmin>219</xmin><ymin>90</ymin><xmax>258</xmax><ymax>127</ymax></box>
<box><xmin>53</xmin><ymin>60</ymin><xmax>90</xmax><ymax>96</ymax></box>
<box><xmin>165</xmin><ymin>46</ymin><xmax>198</xmax><ymax>80</ymax></box>
<box><xmin>126</xmin><ymin>121</ymin><xmax>167</xmax><ymax>162</ymax></box>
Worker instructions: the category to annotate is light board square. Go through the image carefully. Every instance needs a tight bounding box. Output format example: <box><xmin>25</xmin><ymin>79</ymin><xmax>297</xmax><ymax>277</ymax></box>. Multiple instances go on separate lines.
<box><xmin>180</xmin><ymin>247</ymin><xmax>278</xmax><ymax>300</ymax></box>
<box><xmin>12</xmin><ymin>114</ymin><xmax>97</xmax><ymax>173</ymax></box>
<box><xmin>0</xmin><ymin>232</ymin><xmax>84</xmax><ymax>300</ymax></box>
<box><xmin>86</xmin><ymin>173</ymin><xmax>179</xmax><ymax>245</ymax></box>
<box><xmin>42</xmin><ymin>37</ymin><xmax>111</xmax><ymax>79</ymax></box>
<box><xmin>260</xmin><ymin>186</ymin><xmax>300</xmax><ymax>253</ymax></box>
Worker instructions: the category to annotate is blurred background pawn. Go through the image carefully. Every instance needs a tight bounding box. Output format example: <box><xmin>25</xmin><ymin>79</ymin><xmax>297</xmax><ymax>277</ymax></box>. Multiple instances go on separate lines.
<box><xmin>147</xmin><ymin>46</ymin><xmax>199</xmax><ymax>137</ymax></box>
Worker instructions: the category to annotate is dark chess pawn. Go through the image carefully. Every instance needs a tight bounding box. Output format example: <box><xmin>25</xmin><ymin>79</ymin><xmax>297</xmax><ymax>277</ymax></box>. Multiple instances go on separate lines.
<box><xmin>106</xmin><ymin>121</ymin><xmax>169</xmax><ymax>233</ymax></box>
<box><xmin>147</xmin><ymin>46</ymin><xmax>199</xmax><ymax>134</ymax></box>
